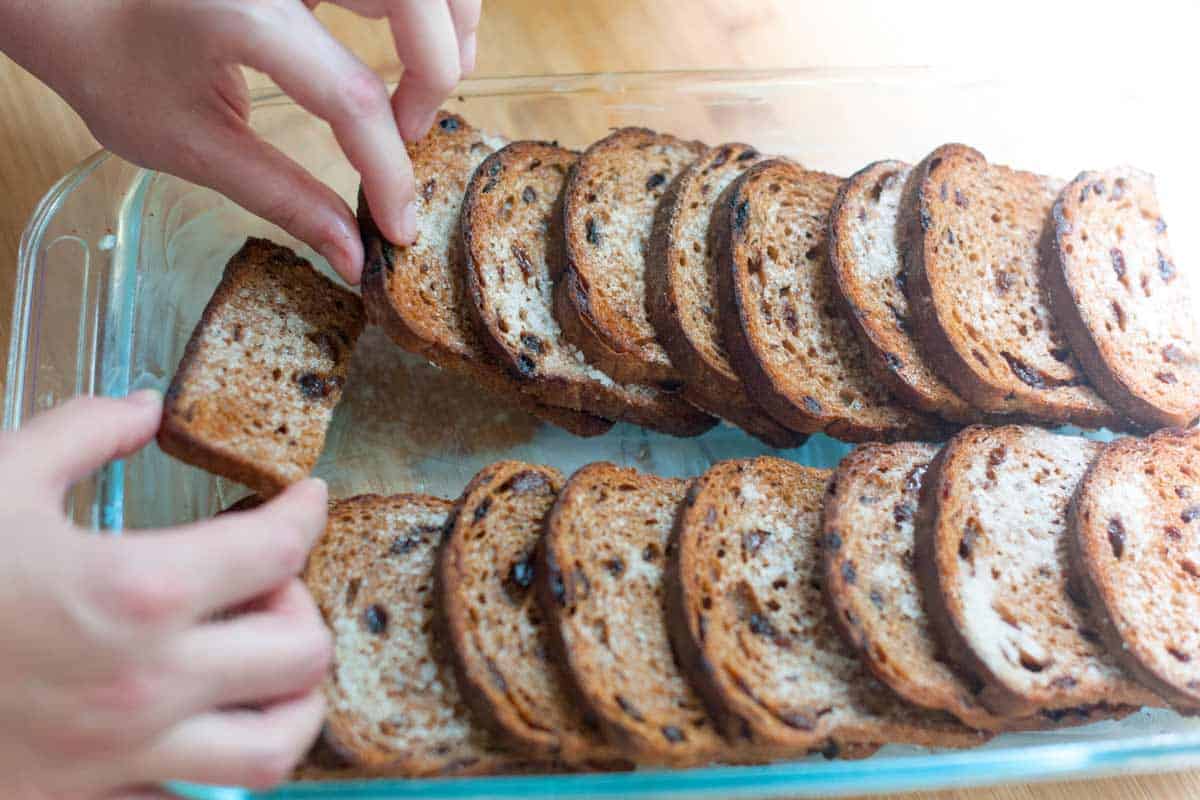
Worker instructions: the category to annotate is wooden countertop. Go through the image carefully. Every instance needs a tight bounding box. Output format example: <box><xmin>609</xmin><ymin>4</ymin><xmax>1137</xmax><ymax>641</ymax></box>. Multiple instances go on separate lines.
<box><xmin>0</xmin><ymin>2</ymin><xmax>1195</xmax><ymax>797</ymax></box>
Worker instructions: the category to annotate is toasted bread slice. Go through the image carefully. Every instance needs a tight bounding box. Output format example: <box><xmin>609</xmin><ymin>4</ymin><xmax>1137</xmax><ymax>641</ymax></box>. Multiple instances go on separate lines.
<box><xmin>438</xmin><ymin>461</ymin><xmax>624</xmax><ymax>763</ymax></box>
<box><xmin>646</xmin><ymin>143</ymin><xmax>806</xmax><ymax>447</ymax></box>
<box><xmin>461</xmin><ymin>141</ymin><xmax>715</xmax><ymax>437</ymax></box>
<box><xmin>1070</xmin><ymin>428</ymin><xmax>1200</xmax><ymax>714</ymax></box>
<box><xmin>668</xmin><ymin>456</ymin><xmax>982</xmax><ymax>752</ymax></box>
<box><xmin>1045</xmin><ymin>168</ymin><xmax>1200</xmax><ymax>429</ymax></box>
<box><xmin>900</xmin><ymin>145</ymin><xmax>1121</xmax><ymax>428</ymax></box>
<box><xmin>358</xmin><ymin>112</ymin><xmax>611</xmax><ymax>438</ymax></box>
<box><xmin>537</xmin><ymin>462</ymin><xmax>729</xmax><ymax>766</ymax></box>
<box><xmin>555</xmin><ymin>127</ymin><xmax>706</xmax><ymax>388</ymax></box>
<box><xmin>713</xmin><ymin>159</ymin><xmax>949</xmax><ymax>442</ymax></box>
<box><xmin>158</xmin><ymin>238</ymin><xmax>365</xmax><ymax>497</ymax></box>
<box><xmin>829</xmin><ymin>161</ymin><xmax>978</xmax><ymax>423</ymax></box>
<box><xmin>915</xmin><ymin>425</ymin><xmax>1157</xmax><ymax>718</ymax></box>
<box><xmin>305</xmin><ymin>493</ymin><xmax>547</xmax><ymax>776</ymax></box>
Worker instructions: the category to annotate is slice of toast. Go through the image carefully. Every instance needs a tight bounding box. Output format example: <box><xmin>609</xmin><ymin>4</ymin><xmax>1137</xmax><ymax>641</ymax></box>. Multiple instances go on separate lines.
<box><xmin>537</xmin><ymin>462</ymin><xmax>729</xmax><ymax>766</ymax></box>
<box><xmin>646</xmin><ymin>143</ymin><xmax>806</xmax><ymax>447</ymax></box>
<box><xmin>358</xmin><ymin>112</ymin><xmax>611</xmax><ymax>438</ymax></box>
<box><xmin>437</xmin><ymin>461</ymin><xmax>624</xmax><ymax>763</ymax></box>
<box><xmin>1069</xmin><ymin>428</ymin><xmax>1200</xmax><ymax>714</ymax></box>
<box><xmin>899</xmin><ymin>145</ymin><xmax>1121</xmax><ymax>428</ymax></box>
<box><xmin>1044</xmin><ymin>168</ymin><xmax>1200</xmax><ymax>429</ymax></box>
<box><xmin>461</xmin><ymin>141</ymin><xmax>715</xmax><ymax>438</ymax></box>
<box><xmin>555</xmin><ymin>127</ymin><xmax>706</xmax><ymax>388</ymax></box>
<box><xmin>713</xmin><ymin>159</ymin><xmax>949</xmax><ymax>442</ymax></box>
<box><xmin>304</xmin><ymin>493</ymin><xmax>547</xmax><ymax>776</ymax></box>
<box><xmin>667</xmin><ymin>456</ymin><xmax>983</xmax><ymax>752</ymax></box>
<box><xmin>828</xmin><ymin>161</ymin><xmax>978</xmax><ymax>423</ymax></box>
<box><xmin>914</xmin><ymin>425</ymin><xmax>1158</xmax><ymax>718</ymax></box>
<box><xmin>158</xmin><ymin>238</ymin><xmax>365</xmax><ymax>497</ymax></box>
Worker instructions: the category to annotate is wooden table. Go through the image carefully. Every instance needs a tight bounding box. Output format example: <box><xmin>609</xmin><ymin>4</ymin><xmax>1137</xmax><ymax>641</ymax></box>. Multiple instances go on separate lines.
<box><xmin>0</xmin><ymin>1</ymin><xmax>1196</xmax><ymax>797</ymax></box>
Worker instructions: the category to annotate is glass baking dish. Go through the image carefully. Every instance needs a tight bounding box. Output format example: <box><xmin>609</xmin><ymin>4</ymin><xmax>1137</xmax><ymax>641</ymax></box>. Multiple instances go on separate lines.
<box><xmin>9</xmin><ymin>68</ymin><xmax>1200</xmax><ymax>799</ymax></box>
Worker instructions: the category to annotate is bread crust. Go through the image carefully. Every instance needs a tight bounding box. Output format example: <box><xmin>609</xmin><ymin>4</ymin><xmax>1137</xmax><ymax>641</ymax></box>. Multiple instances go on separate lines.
<box><xmin>460</xmin><ymin>141</ymin><xmax>715</xmax><ymax>437</ymax></box>
<box><xmin>645</xmin><ymin>142</ymin><xmax>805</xmax><ymax>447</ymax></box>
<box><xmin>1043</xmin><ymin>168</ymin><xmax>1200</xmax><ymax>429</ymax></box>
<box><xmin>713</xmin><ymin>159</ymin><xmax>950</xmax><ymax>442</ymax></box>
<box><xmin>1068</xmin><ymin>428</ymin><xmax>1200</xmax><ymax>714</ymax></box>
<box><xmin>158</xmin><ymin>238</ymin><xmax>364</xmax><ymax>497</ymax></box>
<box><xmin>899</xmin><ymin>145</ymin><xmax>1124</xmax><ymax>429</ymax></box>
<box><xmin>555</xmin><ymin>127</ymin><xmax>706</xmax><ymax>388</ymax></box>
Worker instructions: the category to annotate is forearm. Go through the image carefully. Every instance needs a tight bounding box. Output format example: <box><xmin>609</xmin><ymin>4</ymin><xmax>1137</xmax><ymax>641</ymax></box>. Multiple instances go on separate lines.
<box><xmin>0</xmin><ymin>0</ymin><xmax>107</xmax><ymax>106</ymax></box>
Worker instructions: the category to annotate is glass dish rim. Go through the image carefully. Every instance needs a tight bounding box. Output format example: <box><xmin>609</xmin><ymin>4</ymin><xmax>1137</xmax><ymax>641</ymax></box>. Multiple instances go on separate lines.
<box><xmin>10</xmin><ymin>67</ymin><xmax>1200</xmax><ymax>798</ymax></box>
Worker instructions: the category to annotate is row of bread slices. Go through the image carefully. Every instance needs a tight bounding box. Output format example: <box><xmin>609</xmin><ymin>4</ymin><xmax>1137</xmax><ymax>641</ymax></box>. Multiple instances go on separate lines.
<box><xmin>358</xmin><ymin>112</ymin><xmax>1199</xmax><ymax>446</ymax></box>
<box><xmin>291</xmin><ymin>424</ymin><xmax>1200</xmax><ymax>778</ymax></box>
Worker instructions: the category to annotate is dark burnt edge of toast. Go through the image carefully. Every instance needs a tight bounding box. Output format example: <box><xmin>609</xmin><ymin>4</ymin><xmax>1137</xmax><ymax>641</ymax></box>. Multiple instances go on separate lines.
<box><xmin>1042</xmin><ymin>173</ymin><xmax>1194</xmax><ymax>430</ymax></box>
<box><xmin>459</xmin><ymin>141</ymin><xmax>716</xmax><ymax>439</ymax></box>
<box><xmin>712</xmin><ymin>160</ymin><xmax>951</xmax><ymax>443</ymax></box>
<box><xmin>645</xmin><ymin>145</ymin><xmax>807</xmax><ymax>448</ymax></box>
<box><xmin>158</xmin><ymin>238</ymin><xmax>365</xmax><ymax>498</ymax></box>
<box><xmin>553</xmin><ymin>127</ymin><xmax>706</xmax><ymax>389</ymax></box>
<box><xmin>826</xmin><ymin>160</ymin><xmax>976</xmax><ymax>426</ymax></box>
<box><xmin>1067</xmin><ymin>430</ymin><xmax>1200</xmax><ymax>714</ymax></box>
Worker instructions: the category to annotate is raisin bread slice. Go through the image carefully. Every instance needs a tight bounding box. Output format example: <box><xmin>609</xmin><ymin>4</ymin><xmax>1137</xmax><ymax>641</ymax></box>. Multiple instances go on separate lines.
<box><xmin>158</xmin><ymin>238</ymin><xmax>365</xmax><ymax>497</ymax></box>
<box><xmin>714</xmin><ymin>159</ymin><xmax>949</xmax><ymax>442</ymax></box>
<box><xmin>555</xmin><ymin>127</ymin><xmax>706</xmax><ymax>388</ymax></box>
<box><xmin>668</xmin><ymin>456</ymin><xmax>983</xmax><ymax>752</ymax></box>
<box><xmin>1070</xmin><ymin>428</ymin><xmax>1200</xmax><ymax>714</ymax></box>
<box><xmin>358</xmin><ymin>112</ymin><xmax>610</xmax><ymax>438</ymax></box>
<box><xmin>645</xmin><ymin>142</ymin><xmax>806</xmax><ymax>447</ymax></box>
<box><xmin>1045</xmin><ymin>168</ymin><xmax>1200</xmax><ymax>429</ymax></box>
<box><xmin>438</xmin><ymin>461</ymin><xmax>624</xmax><ymax>763</ymax></box>
<box><xmin>914</xmin><ymin>425</ymin><xmax>1158</xmax><ymax>718</ymax></box>
<box><xmin>304</xmin><ymin>494</ymin><xmax>546</xmax><ymax>776</ymax></box>
<box><xmin>537</xmin><ymin>462</ymin><xmax>729</xmax><ymax>766</ymax></box>
<box><xmin>461</xmin><ymin>141</ymin><xmax>715</xmax><ymax>437</ymax></box>
<box><xmin>899</xmin><ymin>145</ymin><xmax>1121</xmax><ymax>428</ymax></box>
<box><xmin>828</xmin><ymin>161</ymin><xmax>978</xmax><ymax>423</ymax></box>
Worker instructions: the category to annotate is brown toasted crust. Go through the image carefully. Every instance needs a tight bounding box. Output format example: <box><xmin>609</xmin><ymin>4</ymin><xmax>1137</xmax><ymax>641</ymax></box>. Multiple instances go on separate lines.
<box><xmin>828</xmin><ymin>160</ymin><xmax>978</xmax><ymax>424</ymax></box>
<box><xmin>358</xmin><ymin>112</ymin><xmax>611</xmax><ymax>438</ymax></box>
<box><xmin>914</xmin><ymin>425</ymin><xmax>1156</xmax><ymax>718</ymax></box>
<box><xmin>537</xmin><ymin>462</ymin><xmax>728</xmax><ymax>766</ymax></box>
<box><xmin>461</xmin><ymin>141</ymin><xmax>715</xmax><ymax>438</ymax></box>
<box><xmin>645</xmin><ymin>143</ymin><xmax>806</xmax><ymax>448</ymax></box>
<box><xmin>1069</xmin><ymin>429</ymin><xmax>1200</xmax><ymax>714</ymax></box>
<box><xmin>437</xmin><ymin>461</ymin><xmax>625</xmax><ymax>763</ymax></box>
<box><xmin>158</xmin><ymin>238</ymin><xmax>365</xmax><ymax>497</ymax></box>
<box><xmin>668</xmin><ymin>457</ymin><xmax>983</xmax><ymax>752</ymax></box>
<box><xmin>555</xmin><ymin>127</ymin><xmax>706</xmax><ymax>388</ymax></box>
<box><xmin>713</xmin><ymin>159</ymin><xmax>950</xmax><ymax>442</ymax></box>
<box><xmin>899</xmin><ymin>145</ymin><xmax>1123</xmax><ymax>429</ymax></box>
<box><xmin>1044</xmin><ymin>169</ymin><xmax>1200</xmax><ymax>429</ymax></box>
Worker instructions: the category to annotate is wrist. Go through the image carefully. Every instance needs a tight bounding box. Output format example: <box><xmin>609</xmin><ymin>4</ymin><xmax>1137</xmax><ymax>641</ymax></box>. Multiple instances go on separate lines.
<box><xmin>0</xmin><ymin>0</ymin><xmax>106</xmax><ymax>107</ymax></box>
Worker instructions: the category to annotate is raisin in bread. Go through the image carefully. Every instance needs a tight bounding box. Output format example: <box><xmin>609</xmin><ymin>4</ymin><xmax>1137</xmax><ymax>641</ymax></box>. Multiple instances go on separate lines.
<box><xmin>437</xmin><ymin>461</ymin><xmax>623</xmax><ymax>763</ymax></box>
<box><xmin>828</xmin><ymin>161</ymin><xmax>977</xmax><ymax>423</ymax></box>
<box><xmin>646</xmin><ymin>142</ymin><xmax>805</xmax><ymax>447</ymax></box>
<box><xmin>713</xmin><ymin>159</ymin><xmax>948</xmax><ymax>442</ymax></box>
<box><xmin>537</xmin><ymin>462</ymin><xmax>729</xmax><ymax>766</ymax></box>
<box><xmin>159</xmin><ymin>238</ymin><xmax>364</xmax><ymax>497</ymax></box>
<box><xmin>358</xmin><ymin>112</ymin><xmax>610</xmax><ymax>438</ymax></box>
<box><xmin>1069</xmin><ymin>428</ymin><xmax>1200</xmax><ymax>713</ymax></box>
<box><xmin>667</xmin><ymin>456</ymin><xmax>983</xmax><ymax>753</ymax></box>
<box><xmin>914</xmin><ymin>425</ymin><xmax>1158</xmax><ymax>718</ymax></box>
<box><xmin>899</xmin><ymin>145</ymin><xmax>1121</xmax><ymax>428</ymax></box>
<box><xmin>304</xmin><ymin>494</ymin><xmax>545</xmax><ymax>776</ymax></box>
<box><xmin>461</xmin><ymin>141</ymin><xmax>714</xmax><ymax>437</ymax></box>
<box><xmin>1045</xmin><ymin>168</ymin><xmax>1200</xmax><ymax>429</ymax></box>
<box><xmin>555</xmin><ymin>127</ymin><xmax>706</xmax><ymax>388</ymax></box>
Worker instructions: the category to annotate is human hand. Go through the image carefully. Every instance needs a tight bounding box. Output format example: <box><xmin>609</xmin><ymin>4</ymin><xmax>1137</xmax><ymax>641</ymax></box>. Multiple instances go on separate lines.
<box><xmin>0</xmin><ymin>0</ymin><xmax>481</xmax><ymax>284</ymax></box>
<box><xmin>0</xmin><ymin>391</ymin><xmax>333</xmax><ymax>798</ymax></box>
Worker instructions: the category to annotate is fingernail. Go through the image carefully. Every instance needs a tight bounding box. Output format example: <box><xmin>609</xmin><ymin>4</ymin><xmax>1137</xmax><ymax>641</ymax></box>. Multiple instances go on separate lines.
<box><xmin>300</xmin><ymin>477</ymin><xmax>328</xmax><ymax>504</ymax></box>
<box><xmin>460</xmin><ymin>33</ymin><xmax>478</xmax><ymax>76</ymax></box>
<box><xmin>398</xmin><ymin>201</ymin><xmax>418</xmax><ymax>244</ymax></box>
<box><xmin>128</xmin><ymin>388</ymin><xmax>162</xmax><ymax>407</ymax></box>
